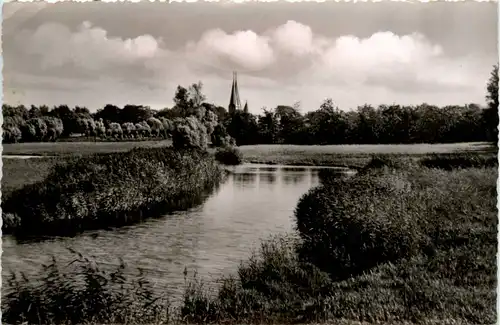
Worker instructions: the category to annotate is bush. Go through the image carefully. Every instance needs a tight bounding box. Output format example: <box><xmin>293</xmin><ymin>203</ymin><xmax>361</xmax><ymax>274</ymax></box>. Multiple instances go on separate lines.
<box><xmin>2</xmin><ymin>147</ymin><xmax>225</xmax><ymax>237</ymax></box>
<box><xmin>358</xmin><ymin>155</ymin><xmax>416</xmax><ymax>175</ymax></box>
<box><xmin>295</xmin><ymin>170</ymin><xmax>430</xmax><ymax>280</ymax></box>
<box><xmin>214</xmin><ymin>146</ymin><xmax>243</xmax><ymax>165</ymax></box>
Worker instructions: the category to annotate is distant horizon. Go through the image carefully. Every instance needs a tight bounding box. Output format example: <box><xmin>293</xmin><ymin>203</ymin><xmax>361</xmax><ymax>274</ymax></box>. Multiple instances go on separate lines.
<box><xmin>3</xmin><ymin>1</ymin><xmax>497</xmax><ymax>113</ymax></box>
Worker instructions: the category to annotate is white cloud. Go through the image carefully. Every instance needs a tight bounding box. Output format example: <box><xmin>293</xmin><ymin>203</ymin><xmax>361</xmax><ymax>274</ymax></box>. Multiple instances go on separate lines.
<box><xmin>271</xmin><ymin>20</ymin><xmax>317</xmax><ymax>57</ymax></box>
<box><xmin>17</xmin><ymin>21</ymin><xmax>164</xmax><ymax>71</ymax></box>
<box><xmin>186</xmin><ymin>29</ymin><xmax>275</xmax><ymax>71</ymax></box>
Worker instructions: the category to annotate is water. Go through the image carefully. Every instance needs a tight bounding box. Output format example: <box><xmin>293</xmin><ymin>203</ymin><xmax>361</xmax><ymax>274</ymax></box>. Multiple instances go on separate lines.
<box><xmin>3</xmin><ymin>155</ymin><xmax>53</xmax><ymax>159</ymax></box>
<box><xmin>2</xmin><ymin>163</ymin><xmax>350</xmax><ymax>300</ymax></box>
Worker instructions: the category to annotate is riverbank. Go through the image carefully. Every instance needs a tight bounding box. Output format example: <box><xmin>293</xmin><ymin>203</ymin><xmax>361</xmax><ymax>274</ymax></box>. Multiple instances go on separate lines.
<box><xmin>2</xmin><ymin>147</ymin><xmax>225</xmax><ymax>238</ymax></box>
<box><xmin>3</xmin><ymin>155</ymin><xmax>496</xmax><ymax>324</ymax></box>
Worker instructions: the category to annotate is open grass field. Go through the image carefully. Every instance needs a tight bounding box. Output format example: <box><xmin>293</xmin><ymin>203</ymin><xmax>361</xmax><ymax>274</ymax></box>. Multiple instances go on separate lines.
<box><xmin>239</xmin><ymin>142</ymin><xmax>496</xmax><ymax>167</ymax></box>
<box><xmin>2</xmin><ymin>157</ymin><xmax>60</xmax><ymax>196</ymax></box>
<box><xmin>2</xmin><ymin>140</ymin><xmax>172</xmax><ymax>157</ymax></box>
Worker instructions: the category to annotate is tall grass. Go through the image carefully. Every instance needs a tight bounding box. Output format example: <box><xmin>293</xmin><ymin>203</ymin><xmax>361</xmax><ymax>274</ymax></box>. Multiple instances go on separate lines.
<box><xmin>2</xmin><ymin>147</ymin><xmax>225</xmax><ymax>237</ymax></box>
<box><xmin>3</xmin><ymin>249</ymin><xmax>173</xmax><ymax>324</ymax></box>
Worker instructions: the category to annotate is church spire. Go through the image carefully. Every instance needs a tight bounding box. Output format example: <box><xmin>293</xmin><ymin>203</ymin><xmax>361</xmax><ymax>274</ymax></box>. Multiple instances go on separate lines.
<box><xmin>243</xmin><ymin>100</ymin><xmax>249</xmax><ymax>113</ymax></box>
<box><xmin>228</xmin><ymin>71</ymin><xmax>242</xmax><ymax>114</ymax></box>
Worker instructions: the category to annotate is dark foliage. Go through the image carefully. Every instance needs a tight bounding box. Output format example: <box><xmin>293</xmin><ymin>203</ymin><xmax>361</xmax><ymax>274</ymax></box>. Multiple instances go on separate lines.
<box><xmin>214</xmin><ymin>146</ymin><xmax>243</xmax><ymax>165</ymax></box>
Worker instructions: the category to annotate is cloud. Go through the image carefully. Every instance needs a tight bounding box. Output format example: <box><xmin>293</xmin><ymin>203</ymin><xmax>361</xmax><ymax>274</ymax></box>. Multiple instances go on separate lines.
<box><xmin>186</xmin><ymin>29</ymin><xmax>275</xmax><ymax>71</ymax></box>
<box><xmin>5</xmin><ymin>19</ymin><xmax>491</xmax><ymax>112</ymax></box>
<box><xmin>270</xmin><ymin>20</ymin><xmax>317</xmax><ymax>57</ymax></box>
<box><xmin>16</xmin><ymin>21</ymin><xmax>165</xmax><ymax>71</ymax></box>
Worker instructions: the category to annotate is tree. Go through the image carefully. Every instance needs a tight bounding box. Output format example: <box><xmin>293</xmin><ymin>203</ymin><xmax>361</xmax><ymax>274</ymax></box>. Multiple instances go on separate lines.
<box><xmin>173</xmin><ymin>86</ymin><xmax>190</xmax><ymax>117</ymax></box>
<box><xmin>484</xmin><ymin>64</ymin><xmax>499</xmax><ymax>142</ymax></box>
<box><xmin>50</xmin><ymin>105</ymin><xmax>79</xmax><ymax>136</ymax></box>
<box><xmin>42</xmin><ymin>116</ymin><xmax>64</xmax><ymax>141</ymax></box>
<box><xmin>95</xmin><ymin>104</ymin><xmax>122</xmax><ymax>125</ymax></box>
<box><xmin>135</xmin><ymin>121</ymin><xmax>151</xmax><ymax>138</ymax></box>
<box><xmin>22</xmin><ymin>118</ymin><xmax>48</xmax><ymax>141</ymax></box>
<box><xmin>257</xmin><ymin>108</ymin><xmax>279</xmax><ymax>144</ymax></box>
<box><xmin>225</xmin><ymin>110</ymin><xmax>259</xmax><ymax>146</ymax></box>
<box><xmin>122</xmin><ymin>105</ymin><xmax>153</xmax><ymax>124</ymax></box>
<box><xmin>172</xmin><ymin>116</ymin><xmax>209</xmax><ymax>150</ymax></box>
<box><xmin>146</xmin><ymin>117</ymin><xmax>164</xmax><ymax>137</ymax></box>
<box><xmin>188</xmin><ymin>82</ymin><xmax>206</xmax><ymax>108</ymax></box>
<box><xmin>121</xmin><ymin>122</ymin><xmax>136</xmax><ymax>138</ymax></box>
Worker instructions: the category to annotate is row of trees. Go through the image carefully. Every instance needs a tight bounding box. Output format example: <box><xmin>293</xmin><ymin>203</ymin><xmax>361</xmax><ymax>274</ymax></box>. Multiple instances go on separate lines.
<box><xmin>3</xmin><ymin>65</ymin><xmax>498</xmax><ymax>146</ymax></box>
<box><xmin>2</xmin><ymin>104</ymin><xmax>177</xmax><ymax>143</ymax></box>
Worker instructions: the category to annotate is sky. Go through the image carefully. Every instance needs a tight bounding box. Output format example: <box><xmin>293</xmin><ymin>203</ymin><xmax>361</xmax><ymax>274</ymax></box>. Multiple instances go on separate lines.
<box><xmin>2</xmin><ymin>1</ymin><xmax>498</xmax><ymax>114</ymax></box>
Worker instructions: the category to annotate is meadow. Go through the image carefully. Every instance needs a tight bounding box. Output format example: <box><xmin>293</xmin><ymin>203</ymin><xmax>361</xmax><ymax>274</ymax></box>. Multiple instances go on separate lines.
<box><xmin>239</xmin><ymin>142</ymin><xmax>496</xmax><ymax>167</ymax></box>
<box><xmin>3</xmin><ymin>151</ymin><xmax>497</xmax><ymax>324</ymax></box>
<box><xmin>2</xmin><ymin>139</ymin><xmax>172</xmax><ymax>157</ymax></box>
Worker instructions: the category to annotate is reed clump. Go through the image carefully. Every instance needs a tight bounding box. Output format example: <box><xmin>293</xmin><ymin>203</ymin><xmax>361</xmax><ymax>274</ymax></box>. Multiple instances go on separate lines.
<box><xmin>2</xmin><ymin>147</ymin><xmax>225</xmax><ymax>237</ymax></box>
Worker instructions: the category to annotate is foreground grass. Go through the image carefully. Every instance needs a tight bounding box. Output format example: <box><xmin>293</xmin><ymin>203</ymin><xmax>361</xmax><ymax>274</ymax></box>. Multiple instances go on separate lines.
<box><xmin>4</xmin><ymin>156</ymin><xmax>496</xmax><ymax>324</ymax></box>
<box><xmin>2</xmin><ymin>147</ymin><xmax>224</xmax><ymax>238</ymax></box>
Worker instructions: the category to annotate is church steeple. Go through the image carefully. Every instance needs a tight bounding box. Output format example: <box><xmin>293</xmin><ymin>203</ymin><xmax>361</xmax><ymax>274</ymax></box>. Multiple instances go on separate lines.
<box><xmin>228</xmin><ymin>71</ymin><xmax>242</xmax><ymax>114</ymax></box>
<box><xmin>243</xmin><ymin>100</ymin><xmax>249</xmax><ymax>113</ymax></box>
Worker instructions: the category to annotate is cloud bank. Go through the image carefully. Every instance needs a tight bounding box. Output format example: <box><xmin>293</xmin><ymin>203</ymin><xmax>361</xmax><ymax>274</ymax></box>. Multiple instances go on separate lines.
<box><xmin>4</xmin><ymin>19</ymin><xmax>491</xmax><ymax>112</ymax></box>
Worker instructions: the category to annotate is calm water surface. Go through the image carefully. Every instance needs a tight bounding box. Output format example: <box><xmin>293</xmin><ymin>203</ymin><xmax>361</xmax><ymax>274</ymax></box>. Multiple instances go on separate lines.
<box><xmin>3</xmin><ymin>163</ymin><xmax>350</xmax><ymax>300</ymax></box>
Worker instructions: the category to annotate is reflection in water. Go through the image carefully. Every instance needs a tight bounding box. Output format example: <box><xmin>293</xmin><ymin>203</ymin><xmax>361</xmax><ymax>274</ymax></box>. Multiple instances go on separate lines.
<box><xmin>282</xmin><ymin>172</ymin><xmax>306</xmax><ymax>185</ymax></box>
<box><xmin>3</xmin><ymin>163</ymin><xmax>352</xmax><ymax>301</ymax></box>
<box><xmin>259</xmin><ymin>173</ymin><xmax>277</xmax><ymax>185</ymax></box>
<box><xmin>233</xmin><ymin>173</ymin><xmax>257</xmax><ymax>185</ymax></box>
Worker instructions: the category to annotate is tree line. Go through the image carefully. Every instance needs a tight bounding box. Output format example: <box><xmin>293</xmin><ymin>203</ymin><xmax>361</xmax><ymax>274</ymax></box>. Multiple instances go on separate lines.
<box><xmin>3</xmin><ymin>65</ymin><xmax>498</xmax><ymax>146</ymax></box>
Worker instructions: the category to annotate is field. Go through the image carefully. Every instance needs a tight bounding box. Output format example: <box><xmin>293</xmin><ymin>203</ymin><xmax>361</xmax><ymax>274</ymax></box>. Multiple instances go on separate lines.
<box><xmin>2</xmin><ymin>140</ymin><xmax>172</xmax><ymax>157</ymax></box>
<box><xmin>239</xmin><ymin>142</ymin><xmax>496</xmax><ymax>167</ymax></box>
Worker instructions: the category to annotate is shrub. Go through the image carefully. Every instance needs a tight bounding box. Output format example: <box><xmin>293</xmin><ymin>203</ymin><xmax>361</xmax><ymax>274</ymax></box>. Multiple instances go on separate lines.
<box><xmin>2</xmin><ymin>147</ymin><xmax>224</xmax><ymax>237</ymax></box>
<box><xmin>295</xmin><ymin>170</ymin><xmax>429</xmax><ymax>280</ymax></box>
<box><xmin>358</xmin><ymin>155</ymin><xmax>415</xmax><ymax>175</ymax></box>
<box><xmin>214</xmin><ymin>146</ymin><xmax>243</xmax><ymax>165</ymax></box>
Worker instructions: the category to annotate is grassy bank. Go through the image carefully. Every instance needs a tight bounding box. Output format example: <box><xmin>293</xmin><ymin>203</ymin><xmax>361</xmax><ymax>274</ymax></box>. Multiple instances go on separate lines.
<box><xmin>2</xmin><ymin>147</ymin><xmax>225</xmax><ymax>238</ymax></box>
<box><xmin>179</xmin><ymin>158</ymin><xmax>497</xmax><ymax>324</ymax></box>
<box><xmin>4</xmin><ymin>155</ymin><xmax>496</xmax><ymax>324</ymax></box>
